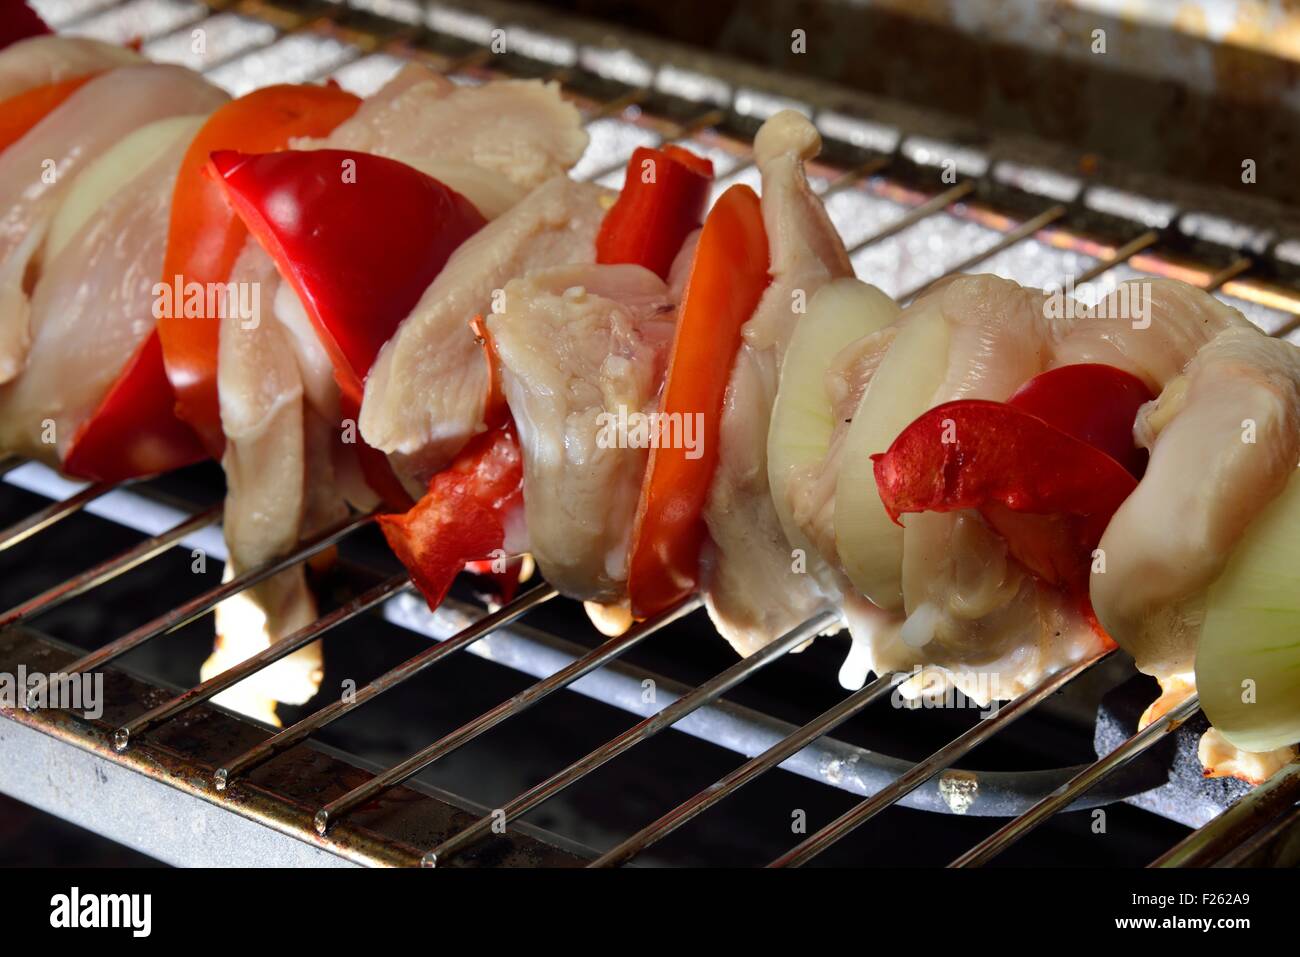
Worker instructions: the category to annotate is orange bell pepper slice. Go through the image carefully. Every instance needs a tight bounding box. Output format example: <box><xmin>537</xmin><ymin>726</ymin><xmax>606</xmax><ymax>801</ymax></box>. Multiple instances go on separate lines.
<box><xmin>0</xmin><ymin>74</ymin><xmax>97</xmax><ymax>156</ymax></box>
<box><xmin>625</xmin><ymin>184</ymin><xmax>770</xmax><ymax>619</ymax></box>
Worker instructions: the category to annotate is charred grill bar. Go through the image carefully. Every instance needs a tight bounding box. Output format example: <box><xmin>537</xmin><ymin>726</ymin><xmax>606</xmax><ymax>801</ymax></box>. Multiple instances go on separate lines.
<box><xmin>1</xmin><ymin>0</ymin><xmax>1298</xmax><ymax>867</ymax></box>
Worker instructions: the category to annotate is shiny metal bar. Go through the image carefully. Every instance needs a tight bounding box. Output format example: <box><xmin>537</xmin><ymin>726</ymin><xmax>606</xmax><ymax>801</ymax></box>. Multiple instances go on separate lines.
<box><xmin>214</xmin><ymin>582</ymin><xmax>559</xmax><ymax>790</ymax></box>
<box><xmin>1074</xmin><ymin>229</ymin><xmax>1160</xmax><ymax>284</ymax></box>
<box><xmin>28</xmin><ymin>511</ymin><xmax>375</xmax><ymax>708</ymax></box>
<box><xmin>113</xmin><ymin>573</ymin><xmax>412</xmax><ymax>752</ymax></box>
<box><xmin>0</xmin><ymin>481</ymin><xmax>114</xmax><ymax>554</ymax></box>
<box><xmin>816</xmin><ymin>156</ymin><xmax>891</xmax><ymax>199</ymax></box>
<box><xmin>423</xmin><ymin>608</ymin><xmax>840</xmax><ymax>866</ymax></box>
<box><xmin>768</xmin><ymin>648</ymin><xmax>1113</xmax><ymax>867</ymax></box>
<box><xmin>899</xmin><ymin>203</ymin><xmax>1068</xmax><ymax>301</ymax></box>
<box><xmin>1213</xmin><ymin>803</ymin><xmax>1300</xmax><ymax>868</ymax></box>
<box><xmin>952</xmin><ymin>692</ymin><xmax>1202</xmax><ymax>868</ymax></box>
<box><xmin>591</xmin><ymin>670</ymin><xmax>897</xmax><ymax>868</ymax></box>
<box><xmin>1151</xmin><ymin>756</ymin><xmax>1300</xmax><ymax>868</ymax></box>
<box><xmin>316</xmin><ymin>596</ymin><xmax>704</xmax><ymax>834</ymax></box>
<box><xmin>845</xmin><ymin>181</ymin><xmax>976</xmax><ymax>256</ymax></box>
<box><xmin>0</xmin><ymin>505</ymin><xmax>221</xmax><ymax>631</ymax></box>
<box><xmin>1205</xmin><ymin>256</ymin><xmax>1252</xmax><ymax>292</ymax></box>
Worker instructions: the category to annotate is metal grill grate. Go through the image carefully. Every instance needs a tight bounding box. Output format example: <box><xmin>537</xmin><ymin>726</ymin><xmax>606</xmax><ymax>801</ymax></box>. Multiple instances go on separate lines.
<box><xmin>3</xmin><ymin>0</ymin><xmax>1300</xmax><ymax>868</ymax></box>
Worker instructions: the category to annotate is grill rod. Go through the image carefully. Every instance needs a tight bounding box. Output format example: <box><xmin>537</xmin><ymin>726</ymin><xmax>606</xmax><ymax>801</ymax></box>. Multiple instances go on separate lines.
<box><xmin>0</xmin><ymin>503</ymin><xmax>221</xmax><ymax>630</ymax></box>
<box><xmin>1075</xmin><ymin>230</ymin><xmax>1160</xmax><ymax>284</ymax></box>
<box><xmin>113</xmin><ymin>572</ymin><xmax>413</xmax><ymax>752</ymax></box>
<box><xmin>950</xmin><ymin>692</ymin><xmax>1203</xmax><ymax>867</ymax></box>
<box><xmin>314</xmin><ymin>595</ymin><xmax>705</xmax><ymax>833</ymax></box>
<box><xmin>1150</xmin><ymin>757</ymin><xmax>1300</xmax><ymax>867</ymax></box>
<box><xmin>25</xmin><ymin>511</ymin><xmax>376</xmax><ymax>708</ymax></box>
<box><xmin>422</xmin><ymin>608</ymin><xmax>841</xmax><ymax>866</ymax></box>
<box><xmin>898</xmin><ymin>203</ymin><xmax>1068</xmax><ymax>302</ymax></box>
<box><xmin>768</xmin><ymin>647</ymin><xmax>1115</xmax><ymax>867</ymax></box>
<box><xmin>591</xmin><ymin>670</ymin><xmax>898</xmax><ymax>868</ymax></box>
<box><xmin>0</xmin><ymin>480</ymin><xmax>113</xmax><ymax>553</ymax></box>
<box><xmin>845</xmin><ymin>181</ymin><xmax>976</xmax><ymax>256</ymax></box>
<box><xmin>214</xmin><ymin>582</ymin><xmax>561</xmax><ymax>790</ymax></box>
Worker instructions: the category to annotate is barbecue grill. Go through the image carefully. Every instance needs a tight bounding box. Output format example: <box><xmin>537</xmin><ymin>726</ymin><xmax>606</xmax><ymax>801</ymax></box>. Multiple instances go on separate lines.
<box><xmin>2</xmin><ymin>0</ymin><xmax>1299</xmax><ymax>868</ymax></box>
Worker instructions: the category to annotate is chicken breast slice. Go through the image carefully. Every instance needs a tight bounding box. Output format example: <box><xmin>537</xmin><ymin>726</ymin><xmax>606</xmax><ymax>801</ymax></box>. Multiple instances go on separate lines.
<box><xmin>700</xmin><ymin>110</ymin><xmax>853</xmax><ymax>656</ymax></box>
<box><xmin>204</xmin><ymin>242</ymin><xmax>325</xmax><ymax>725</ymax></box>
<box><xmin>1093</xmin><ymin>324</ymin><xmax>1300</xmax><ymax>678</ymax></box>
<box><xmin>0</xmin><ymin>64</ymin><xmax>226</xmax><ymax>382</ymax></box>
<box><xmin>1052</xmin><ymin>277</ymin><xmax>1249</xmax><ymax>390</ymax></box>
<box><xmin>319</xmin><ymin>66</ymin><xmax>588</xmax><ymax>192</ymax></box>
<box><xmin>489</xmin><ymin>264</ymin><xmax>675</xmax><ymax>601</ymax></box>
<box><xmin>0</xmin><ymin>34</ymin><xmax>141</xmax><ymax>101</ymax></box>
<box><xmin>0</xmin><ymin>125</ymin><xmax>190</xmax><ymax>462</ymax></box>
<box><xmin>360</xmin><ymin>177</ymin><xmax>608</xmax><ymax>486</ymax></box>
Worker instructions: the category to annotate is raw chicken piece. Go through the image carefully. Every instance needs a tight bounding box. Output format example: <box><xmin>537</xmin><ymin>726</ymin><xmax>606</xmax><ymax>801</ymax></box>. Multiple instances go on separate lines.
<box><xmin>319</xmin><ymin>65</ymin><xmax>588</xmax><ymax>192</ymax></box>
<box><xmin>204</xmin><ymin>242</ymin><xmax>326</xmax><ymax>725</ymax></box>
<box><xmin>837</xmin><ymin>275</ymin><xmax>1106</xmax><ymax>704</ymax></box>
<box><xmin>0</xmin><ymin>124</ymin><xmax>192</xmax><ymax>461</ymax></box>
<box><xmin>488</xmin><ymin>264</ymin><xmax>675</xmax><ymax>601</ymax></box>
<box><xmin>361</xmin><ymin>177</ymin><xmax>608</xmax><ymax>486</ymax></box>
<box><xmin>1093</xmin><ymin>325</ymin><xmax>1300</xmax><ymax>678</ymax></box>
<box><xmin>0</xmin><ymin>34</ymin><xmax>140</xmax><ymax>101</ymax></box>
<box><xmin>701</xmin><ymin>110</ymin><xmax>853</xmax><ymax>655</ymax></box>
<box><xmin>1073</xmin><ymin>283</ymin><xmax>1300</xmax><ymax>783</ymax></box>
<box><xmin>1052</xmin><ymin>277</ymin><xmax>1249</xmax><ymax>391</ymax></box>
<box><xmin>0</xmin><ymin>64</ymin><xmax>226</xmax><ymax>381</ymax></box>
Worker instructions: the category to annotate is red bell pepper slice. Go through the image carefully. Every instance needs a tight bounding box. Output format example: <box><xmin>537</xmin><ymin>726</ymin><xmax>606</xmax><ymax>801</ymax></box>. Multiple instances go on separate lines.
<box><xmin>378</xmin><ymin>423</ymin><xmax>524</xmax><ymax>611</ymax></box>
<box><xmin>157</xmin><ymin>84</ymin><xmax>361</xmax><ymax>456</ymax></box>
<box><xmin>1006</xmin><ymin>363</ymin><xmax>1153</xmax><ymax>477</ymax></box>
<box><xmin>209</xmin><ymin>148</ymin><xmax>486</xmax><ymax>411</ymax></box>
<box><xmin>596</xmin><ymin>144</ymin><xmax>713</xmax><ymax>280</ymax></box>
<box><xmin>626</xmin><ymin>184</ymin><xmax>770</xmax><ymax>619</ymax></box>
<box><xmin>0</xmin><ymin>1</ymin><xmax>49</xmax><ymax>53</ymax></box>
<box><xmin>0</xmin><ymin>73</ymin><xmax>96</xmax><ymax>156</ymax></box>
<box><xmin>872</xmin><ymin>399</ymin><xmax>1138</xmax><ymax>590</ymax></box>
<box><xmin>63</xmin><ymin>334</ymin><xmax>208</xmax><ymax>482</ymax></box>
